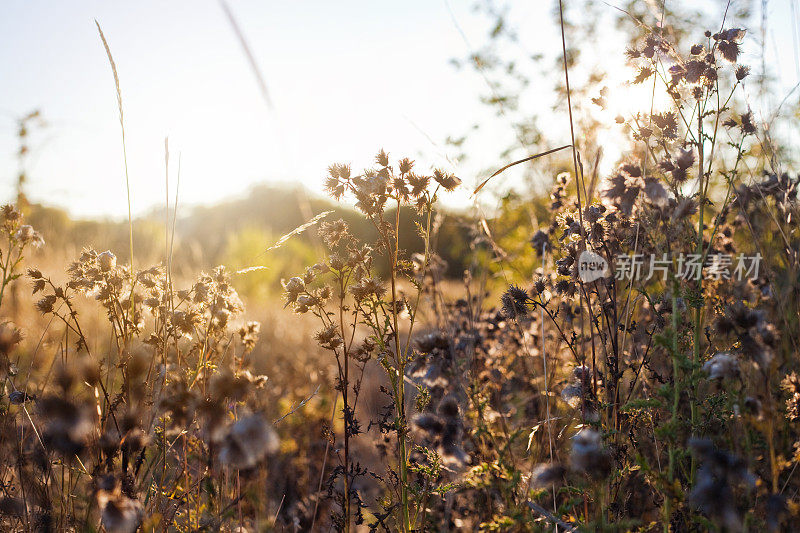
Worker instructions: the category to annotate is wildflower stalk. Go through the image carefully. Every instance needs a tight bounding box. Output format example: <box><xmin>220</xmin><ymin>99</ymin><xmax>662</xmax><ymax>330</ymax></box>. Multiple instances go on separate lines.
<box><xmin>766</xmin><ymin>380</ymin><xmax>779</xmax><ymax>493</ymax></box>
<box><xmin>691</xmin><ymin>101</ymin><xmax>705</xmax><ymax>482</ymax></box>
<box><xmin>666</xmin><ymin>273</ymin><xmax>680</xmax><ymax>531</ymax></box>
<box><xmin>0</xmin><ymin>235</ymin><xmax>20</xmax><ymax>311</ymax></box>
<box><xmin>389</xmin><ymin>198</ymin><xmax>412</xmax><ymax>532</ymax></box>
<box><xmin>537</xmin><ymin>244</ymin><xmax>556</xmax><ymax>506</ymax></box>
<box><xmin>338</xmin><ymin>273</ymin><xmax>352</xmax><ymax>532</ymax></box>
<box><xmin>401</xmin><ymin>191</ymin><xmax>436</xmax><ymax>379</ymax></box>
<box><xmin>402</xmin><ymin>191</ymin><xmax>449</xmax><ymax>528</ymax></box>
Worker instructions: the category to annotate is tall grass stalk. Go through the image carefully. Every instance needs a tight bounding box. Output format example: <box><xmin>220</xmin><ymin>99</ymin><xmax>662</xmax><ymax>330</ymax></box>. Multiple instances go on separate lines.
<box><xmin>96</xmin><ymin>21</ymin><xmax>135</xmax><ymax>318</ymax></box>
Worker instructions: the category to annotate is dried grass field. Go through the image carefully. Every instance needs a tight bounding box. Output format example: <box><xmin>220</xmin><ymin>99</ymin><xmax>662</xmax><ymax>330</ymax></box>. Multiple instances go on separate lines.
<box><xmin>1</xmin><ymin>1</ymin><xmax>800</xmax><ymax>531</ymax></box>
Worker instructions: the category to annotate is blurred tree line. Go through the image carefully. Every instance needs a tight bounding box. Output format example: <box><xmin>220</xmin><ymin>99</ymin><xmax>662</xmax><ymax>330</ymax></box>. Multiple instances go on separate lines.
<box><xmin>24</xmin><ymin>185</ymin><xmax>478</xmax><ymax>299</ymax></box>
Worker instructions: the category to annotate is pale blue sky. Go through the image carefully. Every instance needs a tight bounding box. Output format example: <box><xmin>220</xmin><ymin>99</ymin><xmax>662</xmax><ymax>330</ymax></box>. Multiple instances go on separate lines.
<box><xmin>0</xmin><ymin>1</ymin><xmax>797</xmax><ymax>218</ymax></box>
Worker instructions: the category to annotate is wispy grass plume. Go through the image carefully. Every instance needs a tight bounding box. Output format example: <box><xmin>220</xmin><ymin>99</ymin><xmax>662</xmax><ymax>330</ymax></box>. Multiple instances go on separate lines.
<box><xmin>95</xmin><ymin>21</ymin><xmax>134</xmax><ymax>272</ymax></box>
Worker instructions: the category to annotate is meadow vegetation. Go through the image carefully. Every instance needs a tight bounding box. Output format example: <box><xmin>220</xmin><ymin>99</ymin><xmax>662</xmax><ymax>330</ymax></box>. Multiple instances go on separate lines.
<box><xmin>1</xmin><ymin>1</ymin><xmax>799</xmax><ymax>531</ymax></box>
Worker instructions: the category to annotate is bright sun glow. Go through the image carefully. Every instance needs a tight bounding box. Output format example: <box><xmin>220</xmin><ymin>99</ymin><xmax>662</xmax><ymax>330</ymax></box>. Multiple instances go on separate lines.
<box><xmin>613</xmin><ymin>80</ymin><xmax>672</xmax><ymax>118</ymax></box>
<box><xmin>594</xmin><ymin>76</ymin><xmax>674</xmax><ymax>125</ymax></box>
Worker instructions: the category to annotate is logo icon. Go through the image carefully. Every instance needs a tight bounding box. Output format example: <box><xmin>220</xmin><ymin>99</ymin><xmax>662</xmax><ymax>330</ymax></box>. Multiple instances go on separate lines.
<box><xmin>578</xmin><ymin>250</ymin><xmax>609</xmax><ymax>282</ymax></box>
